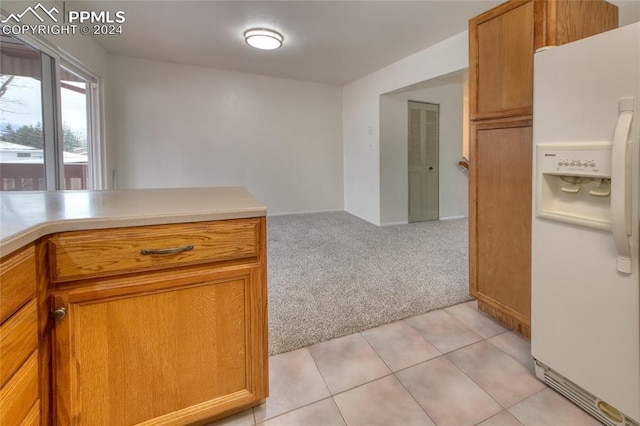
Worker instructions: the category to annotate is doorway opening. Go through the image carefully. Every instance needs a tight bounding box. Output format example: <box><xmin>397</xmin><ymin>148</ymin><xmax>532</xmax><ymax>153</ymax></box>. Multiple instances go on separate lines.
<box><xmin>379</xmin><ymin>69</ymin><xmax>468</xmax><ymax>225</ymax></box>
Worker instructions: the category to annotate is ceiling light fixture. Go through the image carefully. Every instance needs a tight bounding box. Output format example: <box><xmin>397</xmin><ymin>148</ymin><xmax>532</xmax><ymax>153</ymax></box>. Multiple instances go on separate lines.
<box><xmin>244</xmin><ymin>28</ymin><xmax>283</xmax><ymax>50</ymax></box>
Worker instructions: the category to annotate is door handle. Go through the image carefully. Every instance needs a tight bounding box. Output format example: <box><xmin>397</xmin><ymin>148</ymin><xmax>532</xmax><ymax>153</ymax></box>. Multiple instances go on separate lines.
<box><xmin>610</xmin><ymin>98</ymin><xmax>634</xmax><ymax>274</ymax></box>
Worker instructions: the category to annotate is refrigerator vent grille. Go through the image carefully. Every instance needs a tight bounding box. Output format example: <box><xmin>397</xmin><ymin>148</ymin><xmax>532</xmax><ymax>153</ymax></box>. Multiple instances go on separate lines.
<box><xmin>542</xmin><ymin>366</ymin><xmax>639</xmax><ymax>426</ymax></box>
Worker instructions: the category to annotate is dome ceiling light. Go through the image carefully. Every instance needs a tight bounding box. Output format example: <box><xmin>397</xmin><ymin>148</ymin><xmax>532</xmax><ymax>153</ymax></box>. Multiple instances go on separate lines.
<box><xmin>244</xmin><ymin>28</ymin><xmax>284</xmax><ymax>50</ymax></box>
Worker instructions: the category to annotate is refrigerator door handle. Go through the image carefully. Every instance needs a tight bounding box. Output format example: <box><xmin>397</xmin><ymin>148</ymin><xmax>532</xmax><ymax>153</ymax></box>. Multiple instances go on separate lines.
<box><xmin>611</xmin><ymin>98</ymin><xmax>634</xmax><ymax>274</ymax></box>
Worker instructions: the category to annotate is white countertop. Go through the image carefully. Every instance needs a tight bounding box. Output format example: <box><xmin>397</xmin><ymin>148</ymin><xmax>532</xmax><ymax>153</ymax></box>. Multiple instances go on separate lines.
<box><xmin>0</xmin><ymin>187</ymin><xmax>267</xmax><ymax>256</ymax></box>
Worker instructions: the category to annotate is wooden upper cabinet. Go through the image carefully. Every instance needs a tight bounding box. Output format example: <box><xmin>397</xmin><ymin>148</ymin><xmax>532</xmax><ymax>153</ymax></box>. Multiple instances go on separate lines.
<box><xmin>469</xmin><ymin>0</ymin><xmax>618</xmax><ymax>121</ymax></box>
<box><xmin>546</xmin><ymin>0</ymin><xmax>618</xmax><ymax>46</ymax></box>
<box><xmin>471</xmin><ymin>1</ymin><xmax>537</xmax><ymax>120</ymax></box>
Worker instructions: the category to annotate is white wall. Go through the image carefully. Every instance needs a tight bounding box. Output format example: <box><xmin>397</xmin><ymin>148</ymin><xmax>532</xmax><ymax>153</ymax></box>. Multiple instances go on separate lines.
<box><xmin>380</xmin><ymin>82</ymin><xmax>468</xmax><ymax>225</ymax></box>
<box><xmin>379</xmin><ymin>95</ymin><xmax>406</xmax><ymax>225</ymax></box>
<box><xmin>616</xmin><ymin>0</ymin><xmax>640</xmax><ymax>26</ymax></box>
<box><xmin>107</xmin><ymin>55</ymin><xmax>343</xmax><ymax>214</ymax></box>
<box><xmin>343</xmin><ymin>31</ymin><xmax>469</xmax><ymax>225</ymax></box>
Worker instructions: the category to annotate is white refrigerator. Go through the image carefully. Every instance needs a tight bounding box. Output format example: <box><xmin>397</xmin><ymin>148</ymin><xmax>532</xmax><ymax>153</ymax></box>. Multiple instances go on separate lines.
<box><xmin>532</xmin><ymin>22</ymin><xmax>640</xmax><ymax>426</ymax></box>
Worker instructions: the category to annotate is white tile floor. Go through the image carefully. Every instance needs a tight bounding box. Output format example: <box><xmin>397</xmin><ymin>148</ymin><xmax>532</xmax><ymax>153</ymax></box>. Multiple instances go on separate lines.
<box><xmin>208</xmin><ymin>301</ymin><xmax>602</xmax><ymax>426</ymax></box>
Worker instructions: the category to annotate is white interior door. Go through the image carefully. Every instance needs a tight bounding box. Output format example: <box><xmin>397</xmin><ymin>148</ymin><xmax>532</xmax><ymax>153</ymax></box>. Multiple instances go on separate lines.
<box><xmin>408</xmin><ymin>101</ymin><xmax>439</xmax><ymax>222</ymax></box>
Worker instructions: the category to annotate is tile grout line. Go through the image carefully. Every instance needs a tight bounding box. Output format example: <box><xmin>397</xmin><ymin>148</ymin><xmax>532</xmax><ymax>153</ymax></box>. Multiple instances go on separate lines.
<box><xmin>306</xmin><ymin>346</ymin><xmax>350</xmax><ymax>426</ymax></box>
<box><xmin>390</xmin><ymin>368</ymin><xmax>438</xmax><ymax>426</ymax></box>
<box><xmin>254</xmin><ymin>302</ymin><xmax>543</xmax><ymax>426</ymax></box>
<box><xmin>441</xmin><ymin>337</ymin><xmax>550</xmax><ymax>424</ymax></box>
<box><xmin>483</xmin><ymin>333</ymin><xmax>541</xmax><ymax>376</ymax></box>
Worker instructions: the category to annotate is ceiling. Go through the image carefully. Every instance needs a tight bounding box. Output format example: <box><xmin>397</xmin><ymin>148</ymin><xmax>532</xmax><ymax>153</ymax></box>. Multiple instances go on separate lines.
<box><xmin>75</xmin><ymin>0</ymin><xmax>503</xmax><ymax>85</ymax></box>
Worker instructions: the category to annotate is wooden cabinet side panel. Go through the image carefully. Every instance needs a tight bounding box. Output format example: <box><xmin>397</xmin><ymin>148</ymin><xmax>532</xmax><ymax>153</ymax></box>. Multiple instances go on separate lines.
<box><xmin>548</xmin><ymin>0</ymin><xmax>618</xmax><ymax>46</ymax></box>
<box><xmin>35</xmin><ymin>238</ymin><xmax>51</xmax><ymax>426</ymax></box>
<box><xmin>474</xmin><ymin>122</ymin><xmax>532</xmax><ymax>319</ymax></box>
<box><xmin>255</xmin><ymin>217</ymin><xmax>268</xmax><ymax>400</ymax></box>
<box><xmin>468</xmin><ymin>123</ymin><xmax>479</xmax><ymax>298</ymax></box>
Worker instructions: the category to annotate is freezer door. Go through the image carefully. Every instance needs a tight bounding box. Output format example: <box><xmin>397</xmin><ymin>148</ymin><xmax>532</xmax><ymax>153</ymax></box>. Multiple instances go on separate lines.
<box><xmin>531</xmin><ymin>23</ymin><xmax>640</xmax><ymax>422</ymax></box>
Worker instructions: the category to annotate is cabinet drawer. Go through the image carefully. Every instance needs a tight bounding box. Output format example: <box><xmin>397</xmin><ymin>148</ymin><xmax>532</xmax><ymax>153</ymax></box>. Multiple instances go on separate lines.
<box><xmin>0</xmin><ymin>245</ymin><xmax>36</xmax><ymax>323</ymax></box>
<box><xmin>0</xmin><ymin>351</ymin><xmax>39</xmax><ymax>425</ymax></box>
<box><xmin>0</xmin><ymin>299</ymin><xmax>38</xmax><ymax>387</ymax></box>
<box><xmin>20</xmin><ymin>400</ymin><xmax>40</xmax><ymax>426</ymax></box>
<box><xmin>49</xmin><ymin>218</ymin><xmax>261</xmax><ymax>282</ymax></box>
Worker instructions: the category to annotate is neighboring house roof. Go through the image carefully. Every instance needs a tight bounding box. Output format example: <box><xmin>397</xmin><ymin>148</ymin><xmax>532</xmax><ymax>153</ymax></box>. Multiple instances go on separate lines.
<box><xmin>0</xmin><ymin>140</ymin><xmax>87</xmax><ymax>163</ymax></box>
<box><xmin>0</xmin><ymin>141</ymin><xmax>40</xmax><ymax>151</ymax></box>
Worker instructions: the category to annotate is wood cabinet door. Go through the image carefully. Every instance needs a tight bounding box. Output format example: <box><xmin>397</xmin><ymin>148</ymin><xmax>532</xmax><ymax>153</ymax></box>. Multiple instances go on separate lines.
<box><xmin>51</xmin><ymin>264</ymin><xmax>268</xmax><ymax>425</ymax></box>
<box><xmin>469</xmin><ymin>118</ymin><xmax>532</xmax><ymax>335</ymax></box>
<box><xmin>469</xmin><ymin>0</ymin><xmax>544</xmax><ymax>120</ymax></box>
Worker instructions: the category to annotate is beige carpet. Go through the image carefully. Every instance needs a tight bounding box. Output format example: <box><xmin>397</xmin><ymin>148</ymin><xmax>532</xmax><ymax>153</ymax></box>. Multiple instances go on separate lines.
<box><xmin>266</xmin><ymin>211</ymin><xmax>471</xmax><ymax>355</ymax></box>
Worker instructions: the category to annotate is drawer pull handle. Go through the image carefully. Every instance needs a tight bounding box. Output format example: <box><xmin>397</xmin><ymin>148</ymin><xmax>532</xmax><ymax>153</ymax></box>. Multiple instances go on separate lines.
<box><xmin>140</xmin><ymin>245</ymin><xmax>194</xmax><ymax>256</ymax></box>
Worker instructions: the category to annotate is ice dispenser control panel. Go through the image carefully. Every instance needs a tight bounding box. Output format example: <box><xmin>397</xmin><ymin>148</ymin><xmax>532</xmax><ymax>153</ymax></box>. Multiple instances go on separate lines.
<box><xmin>538</xmin><ymin>143</ymin><xmax>612</xmax><ymax>177</ymax></box>
<box><xmin>536</xmin><ymin>142</ymin><xmax>612</xmax><ymax>231</ymax></box>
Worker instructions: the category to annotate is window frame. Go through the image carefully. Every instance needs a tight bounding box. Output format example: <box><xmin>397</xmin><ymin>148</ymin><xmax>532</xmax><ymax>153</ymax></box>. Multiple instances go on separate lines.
<box><xmin>60</xmin><ymin>59</ymin><xmax>103</xmax><ymax>190</ymax></box>
<box><xmin>1</xmin><ymin>30</ymin><xmax>104</xmax><ymax>190</ymax></box>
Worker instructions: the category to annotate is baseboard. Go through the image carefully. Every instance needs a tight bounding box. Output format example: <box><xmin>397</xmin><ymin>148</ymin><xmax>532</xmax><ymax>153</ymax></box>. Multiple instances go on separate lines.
<box><xmin>476</xmin><ymin>295</ymin><xmax>531</xmax><ymax>338</ymax></box>
<box><xmin>290</xmin><ymin>211</ymin><xmax>467</xmax><ymax>227</ymax></box>
<box><xmin>343</xmin><ymin>210</ymin><xmax>380</xmax><ymax>226</ymax></box>
<box><xmin>381</xmin><ymin>217</ymin><xmax>467</xmax><ymax>226</ymax></box>
<box><xmin>439</xmin><ymin>215</ymin><xmax>467</xmax><ymax>220</ymax></box>
<box><xmin>267</xmin><ymin>209</ymin><xmax>343</xmax><ymax>217</ymax></box>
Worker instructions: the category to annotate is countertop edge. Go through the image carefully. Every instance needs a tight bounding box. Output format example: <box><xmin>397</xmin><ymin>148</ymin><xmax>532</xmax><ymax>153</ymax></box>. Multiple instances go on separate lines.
<box><xmin>0</xmin><ymin>187</ymin><xmax>267</xmax><ymax>257</ymax></box>
<box><xmin>1</xmin><ymin>207</ymin><xmax>266</xmax><ymax>257</ymax></box>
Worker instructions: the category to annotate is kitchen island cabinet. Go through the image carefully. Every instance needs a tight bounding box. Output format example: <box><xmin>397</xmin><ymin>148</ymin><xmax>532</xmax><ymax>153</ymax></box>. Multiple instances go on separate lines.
<box><xmin>0</xmin><ymin>187</ymin><xmax>268</xmax><ymax>425</ymax></box>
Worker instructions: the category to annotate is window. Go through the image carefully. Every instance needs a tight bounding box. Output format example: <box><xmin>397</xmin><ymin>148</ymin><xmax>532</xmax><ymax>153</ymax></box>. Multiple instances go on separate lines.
<box><xmin>0</xmin><ymin>35</ymin><xmax>44</xmax><ymax>190</ymax></box>
<box><xmin>0</xmin><ymin>33</ymin><xmax>102</xmax><ymax>191</ymax></box>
